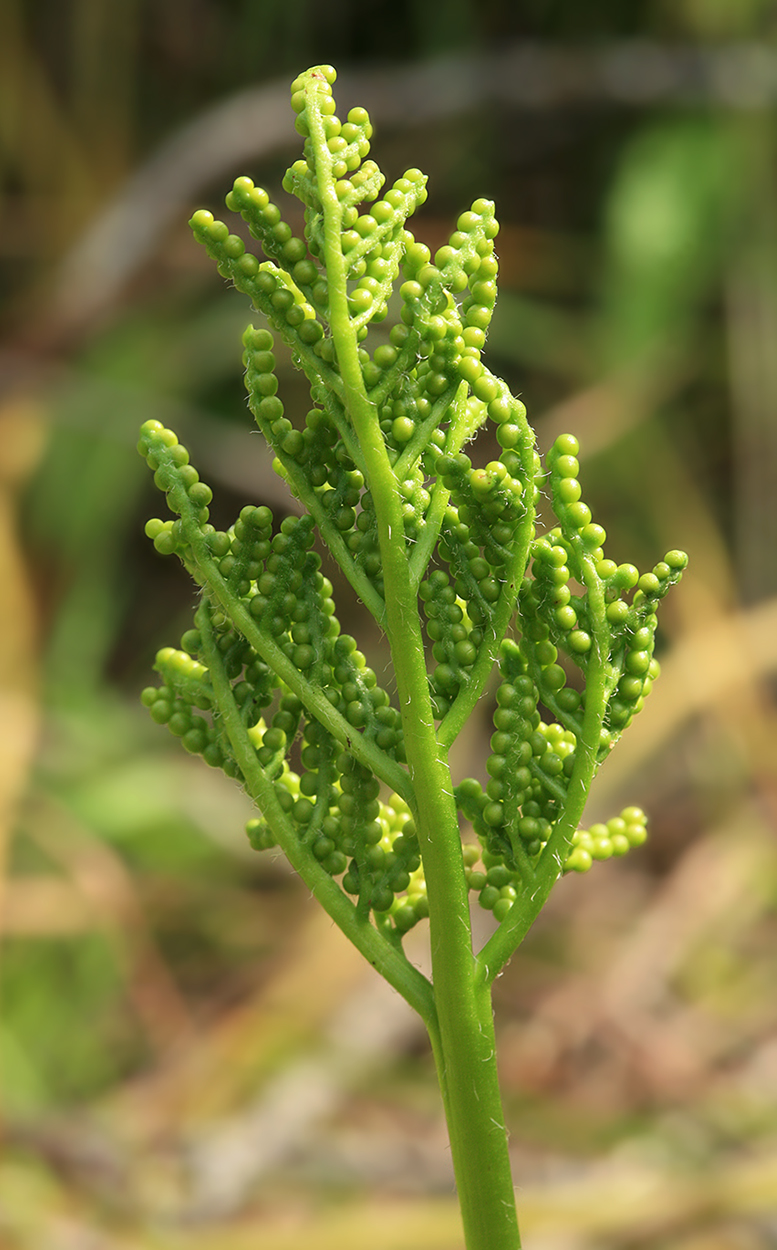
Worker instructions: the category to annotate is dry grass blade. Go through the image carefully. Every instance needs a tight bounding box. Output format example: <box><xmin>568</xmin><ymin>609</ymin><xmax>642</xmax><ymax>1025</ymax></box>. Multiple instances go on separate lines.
<box><xmin>0</xmin><ymin>396</ymin><xmax>46</xmax><ymax>1067</ymax></box>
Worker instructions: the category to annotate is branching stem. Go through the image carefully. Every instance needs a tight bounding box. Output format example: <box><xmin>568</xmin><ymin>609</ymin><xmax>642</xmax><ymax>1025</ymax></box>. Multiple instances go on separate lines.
<box><xmin>138</xmin><ymin>62</ymin><xmax>686</xmax><ymax>1250</ymax></box>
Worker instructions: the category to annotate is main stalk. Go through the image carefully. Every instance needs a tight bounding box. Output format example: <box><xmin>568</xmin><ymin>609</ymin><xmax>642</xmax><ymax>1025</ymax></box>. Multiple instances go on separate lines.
<box><xmin>308</xmin><ymin>77</ymin><xmax>520</xmax><ymax>1250</ymax></box>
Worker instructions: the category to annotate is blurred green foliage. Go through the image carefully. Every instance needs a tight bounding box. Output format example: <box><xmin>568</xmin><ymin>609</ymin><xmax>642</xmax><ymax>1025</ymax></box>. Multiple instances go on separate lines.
<box><xmin>2</xmin><ymin>1</ymin><xmax>777</xmax><ymax>1246</ymax></box>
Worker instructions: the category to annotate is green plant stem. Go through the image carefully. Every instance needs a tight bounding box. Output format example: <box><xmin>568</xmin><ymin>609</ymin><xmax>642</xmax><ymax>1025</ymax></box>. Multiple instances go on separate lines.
<box><xmin>379</xmin><ymin>487</ymin><xmax>521</xmax><ymax>1250</ymax></box>
<box><xmin>170</xmin><ymin>494</ymin><xmax>411</xmax><ymax>802</ymax></box>
<box><xmin>439</xmin><ymin>433</ymin><xmax>537</xmax><ymax>752</ymax></box>
<box><xmin>264</xmin><ymin>447</ymin><xmax>386</xmax><ymax>622</ymax></box>
<box><xmin>196</xmin><ymin>597</ymin><xmax>435</xmax><ymax>1024</ymax></box>
<box><xmin>309</xmin><ymin>93</ymin><xmax>520</xmax><ymax>1250</ymax></box>
<box><xmin>477</xmin><ymin>560</ymin><xmax>610</xmax><ymax>985</ymax></box>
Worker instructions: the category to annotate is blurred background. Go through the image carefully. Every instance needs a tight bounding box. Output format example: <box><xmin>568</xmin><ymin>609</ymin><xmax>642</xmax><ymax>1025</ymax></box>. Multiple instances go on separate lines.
<box><xmin>2</xmin><ymin>1</ymin><xmax>777</xmax><ymax>1247</ymax></box>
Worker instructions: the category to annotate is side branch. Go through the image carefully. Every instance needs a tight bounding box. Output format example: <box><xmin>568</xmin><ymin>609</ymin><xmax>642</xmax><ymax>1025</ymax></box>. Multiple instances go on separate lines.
<box><xmin>198</xmin><ymin>600</ymin><xmax>436</xmax><ymax>1024</ymax></box>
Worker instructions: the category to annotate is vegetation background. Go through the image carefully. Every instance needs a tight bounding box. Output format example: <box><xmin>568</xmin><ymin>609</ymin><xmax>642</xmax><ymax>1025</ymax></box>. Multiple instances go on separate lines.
<box><xmin>1</xmin><ymin>1</ymin><xmax>777</xmax><ymax>1246</ymax></box>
